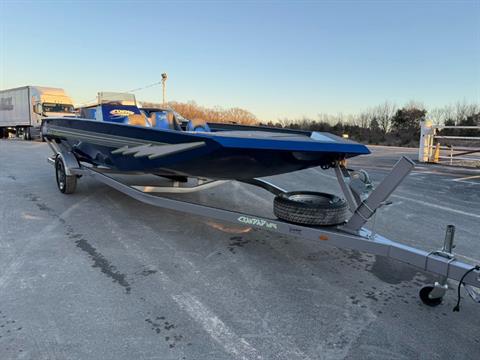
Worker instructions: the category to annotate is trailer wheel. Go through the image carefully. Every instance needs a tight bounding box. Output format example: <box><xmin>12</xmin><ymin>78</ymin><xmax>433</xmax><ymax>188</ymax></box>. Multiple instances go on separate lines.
<box><xmin>55</xmin><ymin>156</ymin><xmax>77</xmax><ymax>194</ymax></box>
<box><xmin>419</xmin><ymin>286</ymin><xmax>443</xmax><ymax>306</ymax></box>
<box><xmin>274</xmin><ymin>191</ymin><xmax>348</xmax><ymax>226</ymax></box>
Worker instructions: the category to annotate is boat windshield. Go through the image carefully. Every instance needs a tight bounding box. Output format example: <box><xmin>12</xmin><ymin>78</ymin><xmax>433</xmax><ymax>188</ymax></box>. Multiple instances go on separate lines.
<box><xmin>43</xmin><ymin>103</ymin><xmax>75</xmax><ymax>113</ymax></box>
<box><xmin>98</xmin><ymin>92</ymin><xmax>136</xmax><ymax>106</ymax></box>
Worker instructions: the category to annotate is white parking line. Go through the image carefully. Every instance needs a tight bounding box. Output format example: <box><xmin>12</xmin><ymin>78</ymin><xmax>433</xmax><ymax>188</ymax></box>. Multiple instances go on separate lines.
<box><xmin>173</xmin><ymin>293</ymin><xmax>263</xmax><ymax>360</ymax></box>
<box><xmin>392</xmin><ymin>194</ymin><xmax>480</xmax><ymax>219</ymax></box>
<box><xmin>452</xmin><ymin>175</ymin><xmax>480</xmax><ymax>184</ymax></box>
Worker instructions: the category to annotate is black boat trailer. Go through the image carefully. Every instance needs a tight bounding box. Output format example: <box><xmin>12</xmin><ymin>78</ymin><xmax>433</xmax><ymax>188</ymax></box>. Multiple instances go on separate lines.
<box><xmin>46</xmin><ymin>140</ymin><xmax>480</xmax><ymax>308</ymax></box>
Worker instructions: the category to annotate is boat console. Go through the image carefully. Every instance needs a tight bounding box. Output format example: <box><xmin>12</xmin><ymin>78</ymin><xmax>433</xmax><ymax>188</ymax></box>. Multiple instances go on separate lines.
<box><xmin>79</xmin><ymin>92</ymin><xmax>208</xmax><ymax>132</ymax></box>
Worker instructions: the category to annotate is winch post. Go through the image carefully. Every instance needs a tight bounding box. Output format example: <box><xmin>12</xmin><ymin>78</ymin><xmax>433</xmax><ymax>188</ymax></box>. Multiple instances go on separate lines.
<box><xmin>442</xmin><ymin>225</ymin><xmax>455</xmax><ymax>254</ymax></box>
<box><xmin>343</xmin><ymin>156</ymin><xmax>415</xmax><ymax>233</ymax></box>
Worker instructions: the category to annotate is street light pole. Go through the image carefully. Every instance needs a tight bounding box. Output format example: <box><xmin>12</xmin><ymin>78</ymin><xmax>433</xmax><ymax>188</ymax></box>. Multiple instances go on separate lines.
<box><xmin>161</xmin><ymin>73</ymin><xmax>168</xmax><ymax>106</ymax></box>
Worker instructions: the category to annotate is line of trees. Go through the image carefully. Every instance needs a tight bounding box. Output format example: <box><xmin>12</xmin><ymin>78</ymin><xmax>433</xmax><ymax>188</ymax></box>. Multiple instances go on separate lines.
<box><xmin>262</xmin><ymin>101</ymin><xmax>480</xmax><ymax>146</ymax></box>
<box><xmin>141</xmin><ymin>99</ymin><xmax>479</xmax><ymax>147</ymax></box>
<box><xmin>141</xmin><ymin>100</ymin><xmax>258</xmax><ymax>125</ymax></box>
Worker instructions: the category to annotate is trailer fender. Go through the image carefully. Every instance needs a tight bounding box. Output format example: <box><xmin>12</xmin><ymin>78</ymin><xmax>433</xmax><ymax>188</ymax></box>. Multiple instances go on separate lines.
<box><xmin>56</xmin><ymin>151</ymin><xmax>80</xmax><ymax>176</ymax></box>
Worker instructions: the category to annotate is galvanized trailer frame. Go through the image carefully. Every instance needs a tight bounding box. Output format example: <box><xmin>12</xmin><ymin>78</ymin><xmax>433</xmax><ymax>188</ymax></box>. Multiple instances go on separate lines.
<box><xmin>46</xmin><ymin>140</ymin><xmax>480</xmax><ymax>306</ymax></box>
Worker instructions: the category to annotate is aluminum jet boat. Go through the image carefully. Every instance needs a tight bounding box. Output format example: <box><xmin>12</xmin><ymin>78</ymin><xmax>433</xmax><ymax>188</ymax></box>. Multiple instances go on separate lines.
<box><xmin>42</xmin><ymin>92</ymin><xmax>369</xmax><ymax>180</ymax></box>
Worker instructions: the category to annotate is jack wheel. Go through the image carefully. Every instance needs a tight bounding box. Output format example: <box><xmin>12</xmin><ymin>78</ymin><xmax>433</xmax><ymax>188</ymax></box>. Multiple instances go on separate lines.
<box><xmin>55</xmin><ymin>156</ymin><xmax>77</xmax><ymax>194</ymax></box>
<box><xmin>419</xmin><ymin>286</ymin><xmax>443</xmax><ymax>306</ymax></box>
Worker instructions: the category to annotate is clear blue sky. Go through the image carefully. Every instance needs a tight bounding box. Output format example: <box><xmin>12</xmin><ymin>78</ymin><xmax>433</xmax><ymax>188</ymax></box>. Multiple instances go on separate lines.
<box><xmin>1</xmin><ymin>0</ymin><xmax>479</xmax><ymax>121</ymax></box>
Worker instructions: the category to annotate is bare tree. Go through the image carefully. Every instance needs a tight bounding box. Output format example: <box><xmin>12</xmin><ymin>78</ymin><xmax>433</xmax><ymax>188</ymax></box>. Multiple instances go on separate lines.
<box><xmin>356</xmin><ymin>112</ymin><xmax>370</xmax><ymax>128</ymax></box>
<box><xmin>435</xmin><ymin>101</ymin><xmax>480</xmax><ymax>125</ymax></box>
<box><xmin>372</xmin><ymin>101</ymin><xmax>396</xmax><ymax>133</ymax></box>
<box><xmin>145</xmin><ymin>100</ymin><xmax>259</xmax><ymax>125</ymax></box>
<box><xmin>277</xmin><ymin>118</ymin><xmax>292</xmax><ymax>128</ymax></box>
<box><xmin>454</xmin><ymin>100</ymin><xmax>470</xmax><ymax>124</ymax></box>
<box><xmin>404</xmin><ymin>100</ymin><xmax>425</xmax><ymax>110</ymax></box>
<box><xmin>466</xmin><ymin>103</ymin><xmax>480</xmax><ymax>121</ymax></box>
<box><xmin>452</xmin><ymin>101</ymin><xmax>478</xmax><ymax>123</ymax></box>
<box><xmin>428</xmin><ymin>107</ymin><xmax>447</xmax><ymax>125</ymax></box>
<box><xmin>222</xmin><ymin>107</ymin><xmax>257</xmax><ymax>125</ymax></box>
<box><xmin>428</xmin><ymin>105</ymin><xmax>458</xmax><ymax>125</ymax></box>
<box><xmin>317</xmin><ymin>113</ymin><xmax>333</xmax><ymax>125</ymax></box>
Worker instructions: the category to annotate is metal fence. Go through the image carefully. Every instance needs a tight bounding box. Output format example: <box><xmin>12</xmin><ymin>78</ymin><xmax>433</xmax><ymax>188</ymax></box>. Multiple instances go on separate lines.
<box><xmin>419</xmin><ymin>121</ymin><xmax>480</xmax><ymax>166</ymax></box>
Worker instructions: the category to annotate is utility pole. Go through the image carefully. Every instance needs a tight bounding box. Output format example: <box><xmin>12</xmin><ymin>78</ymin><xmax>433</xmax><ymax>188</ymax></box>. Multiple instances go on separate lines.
<box><xmin>161</xmin><ymin>73</ymin><xmax>168</xmax><ymax>106</ymax></box>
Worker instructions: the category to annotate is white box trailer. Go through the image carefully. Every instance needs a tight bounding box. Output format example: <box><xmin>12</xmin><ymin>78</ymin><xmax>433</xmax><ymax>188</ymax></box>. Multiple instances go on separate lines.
<box><xmin>0</xmin><ymin>86</ymin><xmax>74</xmax><ymax>140</ymax></box>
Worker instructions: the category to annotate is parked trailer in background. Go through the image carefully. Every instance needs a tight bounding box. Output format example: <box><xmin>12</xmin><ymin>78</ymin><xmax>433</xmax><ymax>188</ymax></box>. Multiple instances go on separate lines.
<box><xmin>0</xmin><ymin>86</ymin><xmax>75</xmax><ymax>140</ymax></box>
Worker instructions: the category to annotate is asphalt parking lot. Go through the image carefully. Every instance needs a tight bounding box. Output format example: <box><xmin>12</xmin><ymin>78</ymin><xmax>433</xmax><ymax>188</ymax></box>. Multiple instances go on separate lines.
<box><xmin>1</xmin><ymin>140</ymin><xmax>479</xmax><ymax>360</ymax></box>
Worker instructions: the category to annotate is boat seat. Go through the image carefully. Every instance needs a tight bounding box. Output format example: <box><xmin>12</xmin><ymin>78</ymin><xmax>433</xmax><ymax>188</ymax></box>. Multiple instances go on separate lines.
<box><xmin>148</xmin><ymin>113</ymin><xmax>157</xmax><ymax>128</ymax></box>
<box><xmin>150</xmin><ymin>111</ymin><xmax>182</xmax><ymax>131</ymax></box>
<box><xmin>186</xmin><ymin>118</ymin><xmax>211</xmax><ymax>132</ymax></box>
<box><xmin>127</xmin><ymin>114</ymin><xmax>150</xmax><ymax>127</ymax></box>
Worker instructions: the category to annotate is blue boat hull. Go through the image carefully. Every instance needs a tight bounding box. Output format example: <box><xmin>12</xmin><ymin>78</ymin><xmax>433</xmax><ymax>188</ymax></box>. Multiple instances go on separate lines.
<box><xmin>43</xmin><ymin>118</ymin><xmax>370</xmax><ymax>180</ymax></box>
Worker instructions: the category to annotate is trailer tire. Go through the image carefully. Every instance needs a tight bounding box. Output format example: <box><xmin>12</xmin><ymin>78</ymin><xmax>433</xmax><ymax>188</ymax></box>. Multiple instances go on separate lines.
<box><xmin>0</xmin><ymin>128</ymin><xmax>4</xmax><ymax>139</ymax></box>
<box><xmin>274</xmin><ymin>191</ymin><xmax>348</xmax><ymax>226</ymax></box>
<box><xmin>55</xmin><ymin>156</ymin><xmax>77</xmax><ymax>194</ymax></box>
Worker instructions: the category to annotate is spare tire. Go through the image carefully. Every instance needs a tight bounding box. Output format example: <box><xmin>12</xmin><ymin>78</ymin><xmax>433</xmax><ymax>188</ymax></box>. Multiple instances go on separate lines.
<box><xmin>274</xmin><ymin>191</ymin><xmax>348</xmax><ymax>226</ymax></box>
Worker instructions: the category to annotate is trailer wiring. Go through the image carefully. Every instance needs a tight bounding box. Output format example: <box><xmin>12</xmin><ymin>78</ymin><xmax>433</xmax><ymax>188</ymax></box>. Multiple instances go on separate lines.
<box><xmin>453</xmin><ymin>265</ymin><xmax>480</xmax><ymax>312</ymax></box>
